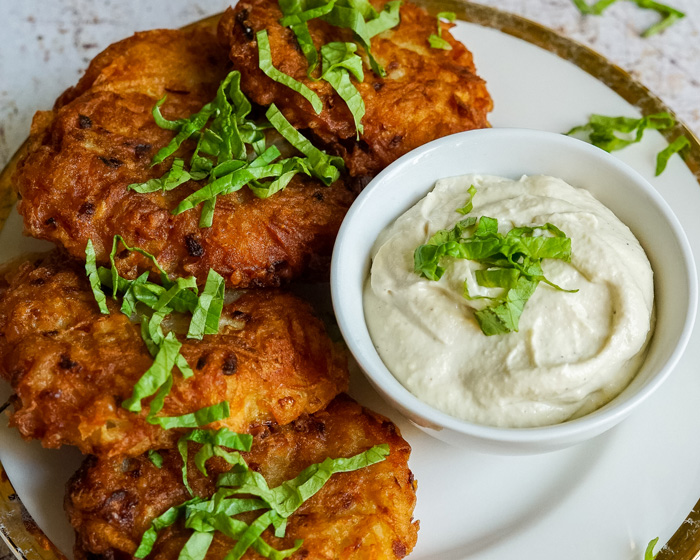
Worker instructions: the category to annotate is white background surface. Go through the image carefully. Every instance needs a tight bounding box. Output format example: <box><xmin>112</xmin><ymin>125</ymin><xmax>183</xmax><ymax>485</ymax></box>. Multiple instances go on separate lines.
<box><xmin>1</xmin><ymin>1</ymin><xmax>700</xmax><ymax>560</ymax></box>
<box><xmin>0</xmin><ymin>0</ymin><xmax>698</xmax><ymax>172</ymax></box>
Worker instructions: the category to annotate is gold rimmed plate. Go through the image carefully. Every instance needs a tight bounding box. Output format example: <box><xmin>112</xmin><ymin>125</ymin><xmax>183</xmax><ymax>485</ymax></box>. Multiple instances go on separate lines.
<box><xmin>1</xmin><ymin>3</ymin><xmax>700</xmax><ymax>559</ymax></box>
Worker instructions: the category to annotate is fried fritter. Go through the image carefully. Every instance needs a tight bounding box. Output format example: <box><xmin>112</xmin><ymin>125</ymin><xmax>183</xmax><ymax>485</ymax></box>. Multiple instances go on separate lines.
<box><xmin>66</xmin><ymin>395</ymin><xmax>419</xmax><ymax>560</ymax></box>
<box><xmin>0</xmin><ymin>252</ymin><xmax>348</xmax><ymax>457</ymax></box>
<box><xmin>13</xmin><ymin>23</ymin><xmax>358</xmax><ymax>288</ymax></box>
<box><xmin>219</xmin><ymin>0</ymin><xmax>493</xmax><ymax>178</ymax></box>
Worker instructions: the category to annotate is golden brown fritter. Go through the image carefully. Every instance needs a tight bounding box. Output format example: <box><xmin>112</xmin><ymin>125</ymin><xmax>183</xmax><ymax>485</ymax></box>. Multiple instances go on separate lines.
<box><xmin>219</xmin><ymin>0</ymin><xmax>493</xmax><ymax>179</ymax></box>
<box><xmin>66</xmin><ymin>395</ymin><xmax>419</xmax><ymax>560</ymax></box>
<box><xmin>0</xmin><ymin>252</ymin><xmax>348</xmax><ymax>457</ymax></box>
<box><xmin>13</xmin><ymin>23</ymin><xmax>358</xmax><ymax>288</ymax></box>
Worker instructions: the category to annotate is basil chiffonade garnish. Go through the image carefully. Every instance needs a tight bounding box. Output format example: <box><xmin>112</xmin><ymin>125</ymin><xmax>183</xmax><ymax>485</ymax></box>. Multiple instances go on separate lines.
<box><xmin>128</xmin><ymin>70</ymin><xmax>344</xmax><ymax>228</ymax></box>
<box><xmin>134</xmin><ymin>432</ymin><xmax>390</xmax><ymax>560</ymax></box>
<box><xmin>274</xmin><ymin>0</ymin><xmax>402</xmax><ymax>135</ymax></box>
<box><xmin>85</xmin><ymin>236</ymin><xmax>229</xmax><ymax>427</ymax></box>
<box><xmin>571</xmin><ymin>0</ymin><xmax>684</xmax><ymax>37</ymax></box>
<box><xmin>278</xmin><ymin>0</ymin><xmax>401</xmax><ymax>78</ymax></box>
<box><xmin>414</xmin><ymin>186</ymin><xmax>577</xmax><ymax>336</ymax></box>
<box><xmin>428</xmin><ymin>12</ymin><xmax>456</xmax><ymax>50</ymax></box>
<box><xmin>566</xmin><ymin>111</ymin><xmax>690</xmax><ymax>176</ymax></box>
<box><xmin>644</xmin><ymin>537</ymin><xmax>660</xmax><ymax>560</ymax></box>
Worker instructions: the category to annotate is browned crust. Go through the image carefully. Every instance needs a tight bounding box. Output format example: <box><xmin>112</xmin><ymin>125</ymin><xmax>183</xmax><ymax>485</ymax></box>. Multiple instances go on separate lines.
<box><xmin>12</xmin><ymin>23</ymin><xmax>357</xmax><ymax>288</ymax></box>
<box><xmin>0</xmin><ymin>252</ymin><xmax>348</xmax><ymax>457</ymax></box>
<box><xmin>219</xmin><ymin>0</ymin><xmax>492</xmax><ymax>178</ymax></box>
<box><xmin>66</xmin><ymin>395</ymin><xmax>419</xmax><ymax>560</ymax></box>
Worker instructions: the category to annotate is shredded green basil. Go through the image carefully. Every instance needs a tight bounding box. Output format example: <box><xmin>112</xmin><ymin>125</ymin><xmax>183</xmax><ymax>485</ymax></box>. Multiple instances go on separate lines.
<box><xmin>655</xmin><ymin>135</ymin><xmax>690</xmax><ymax>175</ymax></box>
<box><xmin>274</xmin><ymin>0</ymin><xmax>402</xmax><ymax>133</ymax></box>
<box><xmin>147</xmin><ymin>401</ymin><xmax>231</xmax><ymax>430</ymax></box>
<box><xmin>136</xmin><ymin>439</ymin><xmax>389</xmax><ymax>560</ymax></box>
<box><xmin>428</xmin><ymin>11</ymin><xmax>456</xmax><ymax>50</ymax></box>
<box><xmin>277</xmin><ymin>0</ymin><xmax>401</xmax><ymax>79</ymax></box>
<box><xmin>218</xmin><ymin>443</ymin><xmax>390</xmax><ymax>518</ymax></box>
<box><xmin>123</xmin><ymin>332</ymin><xmax>183</xmax><ymax>412</ymax></box>
<box><xmin>571</xmin><ymin>0</ymin><xmax>684</xmax><ymax>36</ymax></box>
<box><xmin>365</xmin><ymin>0</ymin><xmax>402</xmax><ymax>36</ymax></box>
<box><xmin>456</xmin><ymin>184</ymin><xmax>477</xmax><ymax>215</ymax></box>
<box><xmin>179</xmin><ymin>531</ymin><xmax>215</xmax><ymax>560</ymax></box>
<box><xmin>257</xmin><ymin>29</ymin><xmax>323</xmax><ymax>114</ymax></box>
<box><xmin>129</xmin><ymin>159</ymin><xmax>206</xmax><ymax>193</ymax></box>
<box><xmin>265</xmin><ymin>104</ymin><xmax>344</xmax><ymax>185</ymax></box>
<box><xmin>148</xmin><ymin>450</ymin><xmax>164</xmax><ymax>469</ymax></box>
<box><xmin>320</xmin><ymin>0</ymin><xmax>401</xmax><ymax>76</ymax></box>
<box><xmin>639</xmin><ymin>1</ymin><xmax>685</xmax><ymax>36</ymax></box>
<box><xmin>414</xmin><ymin>187</ymin><xmax>576</xmax><ymax>335</ymax></box>
<box><xmin>177</xmin><ymin>428</ymin><xmax>253</xmax><ymax>495</ymax></box>
<box><xmin>644</xmin><ymin>537</ymin><xmax>660</xmax><ymax>560</ymax></box>
<box><xmin>188</xmin><ymin>268</ymin><xmax>226</xmax><ymax>340</ymax></box>
<box><xmin>84</xmin><ymin>236</ymin><xmax>228</xmax><ymax>424</ymax></box>
<box><xmin>566</xmin><ymin>112</ymin><xmax>688</xmax><ymax>176</ymax></box>
<box><xmin>279</xmin><ymin>0</ymin><xmax>336</xmax><ymax>76</ymax></box>
<box><xmin>152</xmin><ymin>103</ymin><xmax>217</xmax><ymax>167</ymax></box>
<box><xmin>428</xmin><ymin>35</ymin><xmax>451</xmax><ymax>50</ymax></box>
<box><xmin>566</xmin><ymin>112</ymin><xmax>675</xmax><ymax>151</ymax></box>
<box><xmin>279</xmin><ymin>0</ymin><xmax>337</xmax><ymax>26</ymax></box>
<box><xmin>135</xmin><ymin>499</ymin><xmax>201</xmax><ymax>558</ymax></box>
<box><xmin>85</xmin><ymin>240</ymin><xmax>109</xmax><ymax>314</ymax></box>
<box><xmin>318</xmin><ymin>42</ymin><xmax>365</xmax><ymax>137</ymax></box>
<box><xmin>173</xmin><ymin>159</ymin><xmax>298</xmax><ymax>217</ymax></box>
<box><xmin>129</xmin><ymin>70</ymin><xmax>343</xmax><ymax>228</ymax></box>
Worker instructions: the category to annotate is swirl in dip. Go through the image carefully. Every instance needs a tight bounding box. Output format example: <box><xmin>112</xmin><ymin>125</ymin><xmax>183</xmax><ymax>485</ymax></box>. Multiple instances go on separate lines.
<box><xmin>364</xmin><ymin>174</ymin><xmax>654</xmax><ymax>428</ymax></box>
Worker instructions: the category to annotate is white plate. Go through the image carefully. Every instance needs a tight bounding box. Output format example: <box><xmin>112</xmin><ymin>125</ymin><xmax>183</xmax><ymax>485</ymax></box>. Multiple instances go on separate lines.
<box><xmin>2</xmin><ymin>17</ymin><xmax>700</xmax><ymax>560</ymax></box>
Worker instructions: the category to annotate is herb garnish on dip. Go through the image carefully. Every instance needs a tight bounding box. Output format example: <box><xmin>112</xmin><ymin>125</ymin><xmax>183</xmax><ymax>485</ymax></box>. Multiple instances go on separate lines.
<box><xmin>364</xmin><ymin>174</ymin><xmax>654</xmax><ymax>428</ymax></box>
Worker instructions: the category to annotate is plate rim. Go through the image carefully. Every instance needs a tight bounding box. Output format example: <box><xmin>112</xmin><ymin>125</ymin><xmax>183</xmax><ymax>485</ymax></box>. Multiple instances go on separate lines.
<box><xmin>1</xmin><ymin>2</ymin><xmax>699</xmax><ymax>559</ymax></box>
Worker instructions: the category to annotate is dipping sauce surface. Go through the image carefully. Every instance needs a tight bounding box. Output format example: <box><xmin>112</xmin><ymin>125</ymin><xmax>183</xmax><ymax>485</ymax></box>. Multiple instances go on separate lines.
<box><xmin>364</xmin><ymin>174</ymin><xmax>654</xmax><ymax>428</ymax></box>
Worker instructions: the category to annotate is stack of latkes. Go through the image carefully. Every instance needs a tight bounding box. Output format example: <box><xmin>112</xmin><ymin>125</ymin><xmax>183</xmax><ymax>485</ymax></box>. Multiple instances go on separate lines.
<box><xmin>2</xmin><ymin>3</ymin><xmax>492</xmax><ymax>558</ymax></box>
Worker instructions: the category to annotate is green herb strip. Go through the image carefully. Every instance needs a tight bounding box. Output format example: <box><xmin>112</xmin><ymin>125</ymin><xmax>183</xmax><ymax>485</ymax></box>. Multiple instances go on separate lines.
<box><xmin>217</xmin><ymin>443</ymin><xmax>390</xmax><ymax>518</ymax></box>
<box><xmin>571</xmin><ymin>0</ymin><xmax>684</xmax><ymax>37</ymax></box>
<box><xmin>85</xmin><ymin>240</ymin><xmax>109</xmax><ymax>314</ymax></box>
<box><xmin>123</xmin><ymin>331</ymin><xmax>182</xmax><ymax>412</ymax></box>
<box><xmin>644</xmin><ymin>537</ymin><xmax>660</xmax><ymax>560</ymax></box>
<box><xmin>277</xmin><ymin>0</ymin><xmax>401</xmax><ymax>81</ymax></box>
<box><xmin>656</xmin><ymin>135</ymin><xmax>690</xmax><ymax>176</ymax></box>
<box><xmin>428</xmin><ymin>11</ymin><xmax>456</xmax><ymax>50</ymax></box>
<box><xmin>320</xmin><ymin>0</ymin><xmax>401</xmax><ymax>77</ymax></box>
<box><xmin>129</xmin><ymin>70</ymin><xmax>343</xmax><ymax>228</ymax></box>
<box><xmin>319</xmin><ymin>42</ymin><xmax>366</xmax><ymax>137</ymax></box>
<box><xmin>152</xmin><ymin>103</ymin><xmax>217</xmax><ymax>167</ymax></box>
<box><xmin>275</xmin><ymin>0</ymin><xmax>401</xmax><ymax>126</ymax></box>
<box><xmin>148</xmin><ymin>450</ymin><xmax>164</xmax><ymax>469</ymax></box>
<box><xmin>136</xmin><ymin>437</ymin><xmax>389</xmax><ymax>560</ymax></box>
<box><xmin>135</xmin><ymin>498</ymin><xmax>202</xmax><ymax>558</ymax></box>
<box><xmin>85</xmin><ymin>236</ymin><xmax>228</xmax><ymax>426</ymax></box>
<box><xmin>567</xmin><ymin>112</ymin><xmax>674</xmax><ymax>151</ymax></box>
<box><xmin>147</xmin><ymin>401</ymin><xmax>231</xmax><ymax>429</ymax></box>
<box><xmin>278</xmin><ymin>0</ymin><xmax>325</xmax><ymax>75</ymax></box>
<box><xmin>566</xmin><ymin>112</ymin><xmax>689</xmax><ymax>175</ymax></box>
<box><xmin>178</xmin><ymin>428</ymin><xmax>253</xmax><ymax>495</ymax></box>
<box><xmin>188</xmin><ymin>268</ymin><xmax>226</xmax><ymax>340</ymax></box>
<box><xmin>414</xmin><ymin>187</ymin><xmax>576</xmax><ymax>335</ymax></box>
<box><xmin>265</xmin><ymin>104</ymin><xmax>344</xmax><ymax>185</ymax></box>
<box><xmin>257</xmin><ymin>29</ymin><xmax>323</xmax><ymax>114</ymax></box>
<box><xmin>365</xmin><ymin>0</ymin><xmax>402</xmax><ymax>36</ymax></box>
<box><xmin>129</xmin><ymin>158</ymin><xmax>206</xmax><ymax>193</ymax></box>
<box><xmin>173</xmin><ymin>159</ymin><xmax>296</xmax><ymax>216</ymax></box>
<box><xmin>278</xmin><ymin>0</ymin><xmax>337</xmax><ymax>78</ymax></box>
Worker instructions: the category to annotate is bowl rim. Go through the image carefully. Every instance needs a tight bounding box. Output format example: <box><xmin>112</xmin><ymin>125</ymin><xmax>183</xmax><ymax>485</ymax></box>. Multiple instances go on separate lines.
<box><xmin>331</xmin><ymin>127</ymin><xmax>699</xmax><ymax>445</ymax></box>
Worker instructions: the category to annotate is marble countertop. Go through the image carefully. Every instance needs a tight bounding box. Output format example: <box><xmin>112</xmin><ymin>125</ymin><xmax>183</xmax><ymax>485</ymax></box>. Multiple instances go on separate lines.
<box><xmin>0</xmin><ymin>0</ymin><xmax>698</xmax><ymax>558</ymax></box>
<box><xmin>1</xmin><ymin>0</ymin><xmax>698</xmax><ymax>171</ymax></box>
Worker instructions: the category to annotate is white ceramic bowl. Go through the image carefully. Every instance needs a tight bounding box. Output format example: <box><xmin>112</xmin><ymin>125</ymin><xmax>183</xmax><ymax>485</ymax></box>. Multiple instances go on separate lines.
<box><xmin>331</xmin><ymin>128</ymin><xmax>697</xmax><ymax>454</ymax></box>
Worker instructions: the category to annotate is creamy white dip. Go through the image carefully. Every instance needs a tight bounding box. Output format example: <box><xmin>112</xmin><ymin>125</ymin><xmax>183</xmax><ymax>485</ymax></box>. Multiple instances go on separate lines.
<box><xmin>364</xmin><ymin>174</ymin><xmax>654</xmax><ymax>428</ymax></box>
